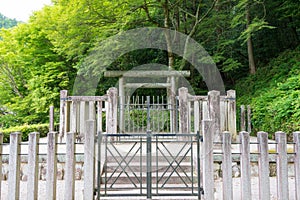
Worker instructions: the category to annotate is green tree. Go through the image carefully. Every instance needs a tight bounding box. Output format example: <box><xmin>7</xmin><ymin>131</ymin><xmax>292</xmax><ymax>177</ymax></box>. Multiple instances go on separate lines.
<box><xmin>231</xmin><ymin>0</ymin><xmax>274</xmax><ymax>74</ymax></box>
<box><xmin>0</xmin><ymin>20</ymin><xmax>73</xmax><ymax>126</ymax></box>
<box><xmin>0</xmin><ymin>13</ymin><xmax>19</xmax><ymax>29</ymax></box>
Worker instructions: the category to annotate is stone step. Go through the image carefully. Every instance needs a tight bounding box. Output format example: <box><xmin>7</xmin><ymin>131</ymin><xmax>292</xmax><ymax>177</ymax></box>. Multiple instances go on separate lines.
<box><xmin>102</xmin><ymin>171</ymin><xmax>197</xmax><ymax>185</ymax></box>
<box><xmin>97</xmin><ymin>185</ymin><xmax>201</xmax><ymax>200</ymax></box>
<box><xmin>98</xmin><ymin>197</ymin><xmax>200</xmax><ymax>200</ymax></box>
<box><xmin>99</xmin><ymin>183</ymin><xmax>199</xmax><ymax>190</ymax></box>
<box><xmin>102</xmin><ymin>142</ymin><xmax>194</xmax><ymax>158</ymax></box>
<box><xmin>105</xmin><ymin>161</ymin><xmax>194</xmax><ymax>173</ymax></box>
<box><xmin>104</xmin><ymin>155</ymin><xmax>192</xmax><ymax>163</ymax></box>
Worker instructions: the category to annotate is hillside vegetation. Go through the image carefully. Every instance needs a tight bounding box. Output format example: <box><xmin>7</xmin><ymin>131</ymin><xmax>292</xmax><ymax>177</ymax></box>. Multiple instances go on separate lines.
<box><xmin>236</xmin><ymin>46</ymin><xmax>300</xmax><ymax>136</ymax></box>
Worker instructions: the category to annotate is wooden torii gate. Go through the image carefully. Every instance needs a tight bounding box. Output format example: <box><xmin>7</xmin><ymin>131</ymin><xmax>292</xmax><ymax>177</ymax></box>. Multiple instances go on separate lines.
<box><xmin>104</xmin><ymin>70</ymin><xmax>190</xmax><ymax>133</ymax></box>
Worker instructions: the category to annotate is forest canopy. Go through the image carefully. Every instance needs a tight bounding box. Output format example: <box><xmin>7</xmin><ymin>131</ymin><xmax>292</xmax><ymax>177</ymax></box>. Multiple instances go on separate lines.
<box><xmin>0</xmin><ymin>0</ymin><xmax>299</xmax><ymax>134</ymax></box>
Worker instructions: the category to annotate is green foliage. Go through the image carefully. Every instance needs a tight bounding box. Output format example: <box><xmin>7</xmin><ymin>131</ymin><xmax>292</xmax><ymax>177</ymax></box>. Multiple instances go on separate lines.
<box><xmin>0</xmin><ymin>123</ymin><xmax>52</xmax><ymax>143</ymax></box>
<box><xmin>236</xmin><ymin>46</ymin><xmax>300</xmax><ymax>136</ymax></box>
<box><xmin>127</xmin><ymin>109</ymin><xmax>170</xmax><ymax>132</ymax></box>
<box><xmin>0</xmin><ymin>17</ymin><xmax>74</xmax><ymax>127</ymax></box>
<box><xmin>129</xmin><ymin>110</ymin><xmax>147</xmax><ymax>128</ymax></box>
<box><xmin>0</xmin><ymin>13</ymin><xmax>19</xmax><ymax>29</ymax></box>
<box><xmin>0</xmin><ymin>0</ymin><xmax>299</xmax><ymax>133</ymax></box>
<box><xmin>239</xmin><ymin>18</ymin><xmax>275</xmax><ymax>43</ymax></box>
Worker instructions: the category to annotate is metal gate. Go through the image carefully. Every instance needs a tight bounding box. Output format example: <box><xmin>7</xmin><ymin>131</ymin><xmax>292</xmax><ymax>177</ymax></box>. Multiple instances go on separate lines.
<box><xmin>96</xmin><ymin>132</ymin><xmax>202</xmax><ymax>199</ymax></box>
<box><xmin>97</xmin><ymin>97</ymin><xmax>202</xmax><ymax>199</ymax></box>
<box><xmin>118</xmin><ymin>96</ymin><xmax>178</xmax><ymax>134</ymax></box>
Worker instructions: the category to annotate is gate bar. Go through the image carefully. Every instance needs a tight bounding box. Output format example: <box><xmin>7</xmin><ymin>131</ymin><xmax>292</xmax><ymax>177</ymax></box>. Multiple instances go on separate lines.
<box><xmin>197</xmin><ymin>131</ymin><xmax>201</xmax><ymax>200</ymax></box>
<box><xmin>147</xmin><ymin>96</ymin><xmax>152</xmax><ymax>199</ymax></box>
<box><xmin>147</xmin><ymin>131</ymin><xmax>152</xmax><ymax>199</ymax></box>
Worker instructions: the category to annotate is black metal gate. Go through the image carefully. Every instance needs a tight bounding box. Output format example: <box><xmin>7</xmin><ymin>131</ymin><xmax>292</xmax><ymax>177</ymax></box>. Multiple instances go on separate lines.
<box><xmin>96</xmin><ymin>132</ymin><xmax>202</xmax><ymax>199</ymax></box>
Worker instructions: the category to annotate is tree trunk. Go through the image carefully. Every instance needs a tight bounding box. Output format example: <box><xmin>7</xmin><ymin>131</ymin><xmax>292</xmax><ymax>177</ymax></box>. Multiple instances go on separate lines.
<box><xmin>246</xmin><ymin>8</ymin><xmax>256</xmax><ymax>74</ymax></box>
<box><xmin>162</xmin><ymin>0</ymin><xmax>174</xmax><ymax>70</ymax></box>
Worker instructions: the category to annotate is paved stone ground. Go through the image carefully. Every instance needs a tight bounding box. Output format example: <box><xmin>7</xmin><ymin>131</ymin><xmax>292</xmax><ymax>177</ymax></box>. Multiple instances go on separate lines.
<box><xmin>0</xmin><ymin>177</ymin><xmax>297</xmax><ymax>199</ymax></box>
<box><xmin>214</xmin><ymin>177</ymin><xmax>296</xmax><ymax>200</ymax></box>
<box><xmin>1</xmin><ymin>180</ymin><xmax>84</xmax><ymax>199</ymax></box>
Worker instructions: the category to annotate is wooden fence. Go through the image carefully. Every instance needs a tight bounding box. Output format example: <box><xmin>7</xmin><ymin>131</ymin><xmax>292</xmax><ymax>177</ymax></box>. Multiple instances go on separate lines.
<box><xmin>201</xmin><ymin>123</ymin><xmax>300</xmax><ymax>200</ymax></box>
<box><xmin>0</xmin><ymin>121</ymin><xmax>99</xmax><ymax>200</ymax></box>
<box><xmin>59</xmin><ymin>87</ymin><xmax>118</xmax><ymax>142</ymax></box>
<box><xmin>1</xmin><ymin>128</ymin><xmax>300</xmax><ymax>199</ymax></box>
<box><xmin>178</xmin><ymin>87</ymin><xmax>237</xmax><ymax>141</ymax></box>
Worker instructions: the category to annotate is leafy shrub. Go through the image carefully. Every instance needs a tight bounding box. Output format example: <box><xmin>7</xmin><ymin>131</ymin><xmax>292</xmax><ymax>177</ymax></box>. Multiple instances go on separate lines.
<box><xmin>236</xmin><ymin>46</ymin><xmax>300</xmax><ymax>138</ymax></box>
<box><xmin>127</xmin><ymin>109</ymin><xmax>170</xmax><ymax>132</ymax></box>
<box><xmin>129</xmin><ymin>109</ymin><xmax>147</xmax><ymax>128</ymax></box>
<box><xmin>0</xmin><ymin>123</ymin><xmax>53</xmax><ymax>143</ymax></box>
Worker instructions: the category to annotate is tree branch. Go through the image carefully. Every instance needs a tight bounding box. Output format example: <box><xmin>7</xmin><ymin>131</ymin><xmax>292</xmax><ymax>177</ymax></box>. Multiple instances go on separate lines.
<box><xmin>141</xmin><ymin>0</ymin><xmax>160</xmax><ymax>26</ymax></box>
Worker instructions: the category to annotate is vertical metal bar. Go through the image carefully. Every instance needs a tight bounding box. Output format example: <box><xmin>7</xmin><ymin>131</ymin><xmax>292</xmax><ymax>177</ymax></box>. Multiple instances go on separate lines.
<box><xmin>127</xmin><ymin>96</ymin><xmax>130</xmax><ymax>133</ymax></box>
<box><xmin>147</xmin><ymin>130</ymin><xmax>152</xmax><ymax>199</ymax></box>
<box><xmin>162</xmin><ymin>96</ymin><xmax>164</xmax><ymax>134</ymax></box>
<box><xmin>194</xmin><ymin>101</ymin><xmax>200</xmax><ymax>134</ymax></box>
<box><xmin>140</xmin><ymin>136</ymin><xmax>142</xmax><ymax>195</ymax></box>
<box><xmin>197</xmin><ymin>131</ymin><xmax>201</xmax><ymax>200</ymax></box>
<box><xmin>119</xmin><ymin>77</ymin><xmax>125</xmax><ymax>133</ymax></box>
<box><xmin>105</xmin><ymin>135</ymin><xmax>108</xmax><ymax>195</ymax></box>
<box><xmin>191</xmin><ymin>134</ymin><xmax>194</xmax><ymax>195</ymax></box>
<box><xmin>142</xmin><ymin>96</ymin><xmax>145</xmax><ymax>132</ymax></box>
<box><xmin>175</xmin><ymin>97</ymin><xmax>178</xmax><ymax>133</ymax></box>
<box><xmin>168</xmin><ymin>96</ymin><xmax>171</xmax><ymax>133</ymax></box>
<box><xmin>188</xmin><ymin>101</ymin><xmax>191</xmax><ymax>134</ymax></box>
<box><xmin>137</xmin><ymin>96</ymin><xmax>140</xmax><ymax>132</ymax></box>
<box><xmin>156</xmin><ymin>135</ymin><xmax>159</xmax><ymax>195</ymax></box>
<box><xmin>96</xmin><ymin>132</ymin><xmax>102</xmax><ymax>200</ymax></box>
<box><xmin>147</xmin><ymin>96</ymin><xmax>151</xmax><ymax>132</ymax></box>
<box><xmin>155</xmin><ymin>96</ymin><xmax>157</xmax><ymax>132</ymax></box>
<box><xmin>146</xmin><ymin>96</ymin><xmax>152</xmax><ymax>199</ymax></box>
<box><xmin>133</xmin><ymin>96</ymin><xmax>135</xmax><ymax>133</ymax></box>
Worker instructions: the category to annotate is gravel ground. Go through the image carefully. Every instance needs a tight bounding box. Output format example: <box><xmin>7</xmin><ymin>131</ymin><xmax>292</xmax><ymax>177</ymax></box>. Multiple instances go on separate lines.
<box><xmin>1</xmin><ymin>181</ymin><xmax>84</xmax><ymax>200</ymax></box>
<box><xmin>214</xmin><ymin>177</ymin><xmax>296</xmax><ymax>200</ymax></box>
<box><xmin>0</xmin><ymin>177</ymin><xmax>297</xmax><ymax>199</ymax></box>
